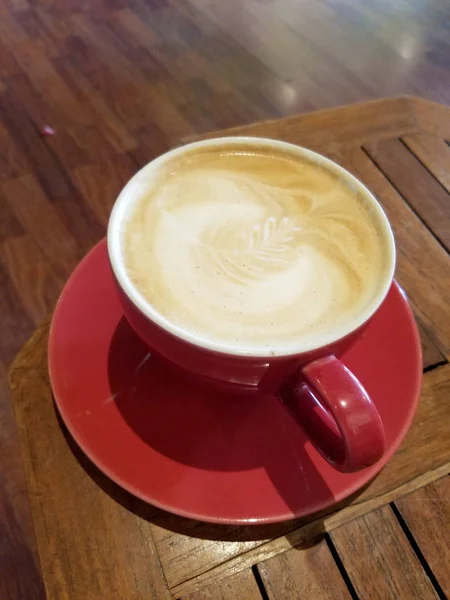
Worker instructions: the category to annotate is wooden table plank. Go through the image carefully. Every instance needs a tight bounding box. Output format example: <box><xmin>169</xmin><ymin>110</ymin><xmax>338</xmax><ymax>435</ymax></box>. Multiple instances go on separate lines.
<box><xmin>184</xmin><ymin>569</ymin><xmax>263</xmax><ymax>599</ymax></box>
<box><xmin>396</xmin><ymin>477</ymin><xmax>450</xmax><ymax>596</ymax></box>
<box><xmin>416</xmin><ymin>319</ymin><xmax>446</xmax><ymax>370</ymax></box>
<box><xmin>337</xmin><ymin>147</ymin><xmax>450</xmax><ymax>359</ymax></box>
<box><xmin>9</xmin><ymin>322</ymin><xmax>171</xmax><ymax>600</ymax></box>
<box><xmin>365</xmin><ymin>137</ymin><xmax>450</xmax><ymax>252</ymax></box>
<box><xmin>188</xmin><ymin>96</ymin><xmax>420</xmax><ymax>152</ymax></box>
<box><xmin>258</xmin><ymin>538</ymin><xmax>352</xmax><ymax>600</ymax></box>
<box><xmin>402</xmin><ymin>133</ymin><xmax>450</xmax><ymax>195</ymax></box>
<box><xmin>330</xmin><ymin>506</ymin><xmax>438</xmax><ymax>599</ymax></box>
<box><xmin>0</xmin><ymin>481</ymin><xmax>46</xmax><ymax>600</ymax></box>
<box><xmin>412</xmin><ymin>97</ymin><xmax>450</xmax><ymax>140</ymax></box>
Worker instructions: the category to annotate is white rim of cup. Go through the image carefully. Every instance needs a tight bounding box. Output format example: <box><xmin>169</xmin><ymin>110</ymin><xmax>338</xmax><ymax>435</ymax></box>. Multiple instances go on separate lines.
<box><xmin>107</xmin><ymin>137</ymin><xmax>396</xmax><ymax>358</ymax></box>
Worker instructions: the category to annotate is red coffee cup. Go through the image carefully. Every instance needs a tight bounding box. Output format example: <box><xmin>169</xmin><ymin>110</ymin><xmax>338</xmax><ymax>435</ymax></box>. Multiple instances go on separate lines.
<box><xmin>108</xmin><ymin>137</ymin><xmax>396</xmax><ymax>473</ymax></box>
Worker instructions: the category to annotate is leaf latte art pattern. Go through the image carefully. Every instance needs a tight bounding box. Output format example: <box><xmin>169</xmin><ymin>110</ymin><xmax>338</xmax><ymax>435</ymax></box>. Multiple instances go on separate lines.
<box><xmin>123</xmin><ymin>146</ymin><xmax>390</xmax><ymax>353</ymax></box>
<box><xmin>204</xmin><ymin>216</ymin><xmax>302</xmax><ymax>283</ymax></box>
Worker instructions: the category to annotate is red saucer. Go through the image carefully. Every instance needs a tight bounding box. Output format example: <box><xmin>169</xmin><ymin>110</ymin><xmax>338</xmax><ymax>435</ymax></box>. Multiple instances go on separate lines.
<box><xmin>49</xmin><ymin>240</ymin><xmax>422</xmax><ymax>524</ymax></box>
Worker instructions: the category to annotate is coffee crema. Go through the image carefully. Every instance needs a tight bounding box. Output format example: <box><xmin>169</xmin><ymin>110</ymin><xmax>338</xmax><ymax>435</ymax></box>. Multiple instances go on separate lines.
<box><xmin>122</xmin><ymin>144</ymin><xmax>391</xmax><ymax>353</ymax></box>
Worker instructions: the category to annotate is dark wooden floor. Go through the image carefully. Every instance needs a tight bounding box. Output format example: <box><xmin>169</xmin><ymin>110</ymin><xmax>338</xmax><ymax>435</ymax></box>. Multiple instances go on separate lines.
<box><xmin>0</xmin><ymin>0</ymin><xmax>449</xmax><ymax>597</ymax></box>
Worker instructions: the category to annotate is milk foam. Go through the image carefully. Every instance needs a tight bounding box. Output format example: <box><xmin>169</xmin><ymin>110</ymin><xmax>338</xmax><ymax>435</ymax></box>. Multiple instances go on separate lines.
<box><xmin>122</xmin><ymin>145</ymin><xmax>390</xmax><ymax>352</ymax></box>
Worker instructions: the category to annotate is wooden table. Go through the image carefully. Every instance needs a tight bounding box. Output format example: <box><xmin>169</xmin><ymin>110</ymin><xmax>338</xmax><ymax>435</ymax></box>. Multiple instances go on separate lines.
<box><xmin>9</xmin><ymin>97</ymin><xmax>450</xmax><ymax>599</ymax></box>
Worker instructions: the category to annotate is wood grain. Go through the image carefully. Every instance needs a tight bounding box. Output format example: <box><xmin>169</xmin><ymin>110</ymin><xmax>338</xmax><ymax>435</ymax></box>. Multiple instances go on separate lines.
<box><xmin>416</xmin><ymin>319</ymin><xmax>446</xmax><ymax>370</ymax></box>
<box><xmin>0</xmin><ymin>174</ymin><xmax>82</xmax><ymax>278</ymax></box>
<box><xmin>337</xmin><ymin>147</ymin><xmax>450</xmax><ymax>359</ymax></box>
<box><xmin>0</xmin><ymin>120</ymin><xmax>30</xmax><ymax>181</ymax></box>
<box><xmin>402</xmin><ymin>133</ymin><xmax>450</xmax><ymax>195</ymax></box>
<box><xmin>185</xmin><ymin>569</ymin><xmax>262</xmax><ymax>600</ymax></box>
<box><xmin>0</xmin><ymin>89</ymin><xmax>76</xmax><ymax>201</ymax></box>
<box><xmin>5</xmin><ymin>72</ymin><xmax>92</xmax><ymax>169</ymax></box>
<box><xmin>412</xmin><ymin>97</ymin><xmax>450</xmax><ymax>139</ymax></box>
<box><xmin>331</xmin><ymin>506</ymin><xmax>438</xmax><ymax>599</ymax></box>
<box><xmin>396</xmin><ymin>477</ymin><xmax>450</xmax><ymax>595</ymax></box>
<box><xmin>0</xmin><ymin>482</ymin><xmax>45</xmax><ymax>600</ymax></box>
<box><xmin>9</xmin><ymin>322</ymin><xmax>171</xmax><ymax>600</ymax></box>
<box><xmin>0</xmin><ymin>235</ymin><xmax>63</xmax><ymax>325</ymax></box>
<box><xmin>0</xmin><ymin>259</ymin><xmax>34</xmax><ymax>363</ymax></box>
<box><xmin>71</xmin><ymin>155</ymin><xmax>137</xmax><ymax>227</ymax></box>
<box><xmin>11</xmin><ymin>42</ymin><xmax>90</xmax><ymax>129</ymax></box>
<box><xmin>53</xmin><ymin>57</ymin><xmax>137</xmax><ymax>155</ymax></box>
<box><xmin>0</xmin><ymin>185</ymin><xmax>24</xmax><ymax>242</ymax></box>
<box><xmin>188</xmin><ymin>96</ymin><xmax>420</xmax><ymax>152</ymax></box>
<box><xmin>258</xmin><ymin>538</ymin><xmax>352</xmax><ymax>600</ymax></box>
<box><xmin>0</xmin><ymin>360</ymin><xmax>44</xmax><ymax>599</ymax></box>
<box><xmin>365</xmin><ymin>137</ymin><xmax>450</xmax><ymax>252</ymax></box>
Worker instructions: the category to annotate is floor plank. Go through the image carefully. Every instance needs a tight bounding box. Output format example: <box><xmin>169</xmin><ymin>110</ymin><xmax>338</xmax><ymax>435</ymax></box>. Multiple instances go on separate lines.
<box><xmin>0</xmin><ymin>361</ymin><xmax>45</xmax><ymax>599</ymax></box>
<box><xmin>0</xmin><ymin>236</ymin><xmax>64</xmax><ymax>324</ymax></box>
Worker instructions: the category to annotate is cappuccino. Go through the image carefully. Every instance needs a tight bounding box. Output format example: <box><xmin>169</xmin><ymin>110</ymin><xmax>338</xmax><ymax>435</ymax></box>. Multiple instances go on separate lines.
<box><xmin>121</xmin><ymin>142</ymin><xmax>392</xmax><ymax>354</ymax></box>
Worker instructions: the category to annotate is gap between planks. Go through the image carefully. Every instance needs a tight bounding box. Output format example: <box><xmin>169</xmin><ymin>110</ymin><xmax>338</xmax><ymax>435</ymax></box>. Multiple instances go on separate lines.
<box><xmin>361</xmin><ymin>144</ymin><xmax>449</xmax><ymax>258</ymax></box>
<box><xmin>390</xmin><ymin>503</ymin><xmax>447</xmax><ymax>600</ymax></box>
<box><xmin>171</xmin><ymin>466</ymin><xmax>450</xmax><ymax>598</ymax></box>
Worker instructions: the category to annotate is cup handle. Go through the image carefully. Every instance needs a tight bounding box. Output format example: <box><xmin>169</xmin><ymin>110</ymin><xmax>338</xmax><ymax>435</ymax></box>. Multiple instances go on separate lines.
<box><xmin>278</xmin><ymin>355</ymin><xmax>385</xmax><ymax>472</ymax></box>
